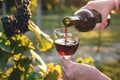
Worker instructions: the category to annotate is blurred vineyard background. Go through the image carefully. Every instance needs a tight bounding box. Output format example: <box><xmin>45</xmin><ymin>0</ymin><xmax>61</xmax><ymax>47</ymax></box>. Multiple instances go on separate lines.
<box><xmin>0</xmin><ymin>0</ymin><xmax>120</xmax><ymax>80</ymax></box>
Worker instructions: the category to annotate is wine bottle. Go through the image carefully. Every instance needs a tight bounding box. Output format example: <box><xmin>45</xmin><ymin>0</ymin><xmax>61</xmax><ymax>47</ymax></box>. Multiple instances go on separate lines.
<box><xmin>63</xmin><ymin>9</ymin><xmax>110</xmax><ymax>32</ymax></box>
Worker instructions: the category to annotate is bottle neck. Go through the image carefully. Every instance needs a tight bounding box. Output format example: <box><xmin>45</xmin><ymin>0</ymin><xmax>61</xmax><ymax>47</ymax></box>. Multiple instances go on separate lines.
<box><xmin>63</xmin><ymin>16</ymin><xmax>82</xmax><ymax>27</ymax></box>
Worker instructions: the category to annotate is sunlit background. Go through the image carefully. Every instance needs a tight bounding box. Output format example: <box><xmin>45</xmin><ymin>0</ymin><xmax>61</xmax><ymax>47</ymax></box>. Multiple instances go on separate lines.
<box><xmin>0</xmin><ymin>0</ymin><xmax>120</xmax><ymax>80</ymax></box>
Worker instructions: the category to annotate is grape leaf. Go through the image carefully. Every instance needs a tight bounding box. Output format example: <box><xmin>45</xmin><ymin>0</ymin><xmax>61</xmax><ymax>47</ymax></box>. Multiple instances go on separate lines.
<box><xmin>0</xmin><ymin>33</ymin><xmax>11</xmax><ymax>53</ymax></box>
<box><xmin>0</xmin><ymin>49</ymin><xmax>11</xmax><ymax>70</ymax></box>
<box><xmin>9</xmin><ymin>35</ymin><xmax>34</xmax><ymax>54</ymax></box>
<box><xmin>29</xmin><ymin>21</ymin><xmax>53</xmax><ymax>52</ymax></box>
<box><xmin>8</xmin><ymin>68</ymin><xmax>22</xmax><ymax>80</ymax></box>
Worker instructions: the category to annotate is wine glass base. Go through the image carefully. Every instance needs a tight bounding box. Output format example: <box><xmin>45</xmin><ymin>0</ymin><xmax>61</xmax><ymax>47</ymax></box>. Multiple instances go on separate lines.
<box><xmin>63</xmin><ymin>56</ymin><xmax>71</xmax><ymax>59</ymax></box>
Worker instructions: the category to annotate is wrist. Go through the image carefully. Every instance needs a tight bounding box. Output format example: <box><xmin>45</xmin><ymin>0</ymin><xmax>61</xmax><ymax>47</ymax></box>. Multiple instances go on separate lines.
<box><xmin>97</xmin><ymin>72</ymin><xmax>111</xmax><ymax>80</ymax></box>
<box><xmin>94</xmin><ymin>68</ymin><xmax>111</xmax><ymax>80</ymax></box>
<box><xmin>87</xmin><ymin>66</ymin><xmax>111</xmax><ymax>80</ymax></box>
<box><xmin>90</xmin><ymin>67</ymin><xmax>111</xmax><ymax>80</ymax></box>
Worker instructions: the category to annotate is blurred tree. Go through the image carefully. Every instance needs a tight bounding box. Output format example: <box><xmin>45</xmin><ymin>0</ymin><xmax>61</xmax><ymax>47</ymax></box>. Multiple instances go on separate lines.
<box><xmin>30</xmin><ymin>0</ymin><xmax>37</xmax><ymax>14</ymax></box>
<box><xmin>36</xmin><ymin>0</ymin><xmax>41</xmax><ymax>28</ymax></box>
<box><xmin>0</xmin><ymin>0</ymin><xmax>36</xmax><ymax>14</ymax></box>
<box><xmin>69</xmin><ymin>0</ymin><xmax>89</xmax><ymax>8</ymax></box>
<box><xmin>0</xmin><ymin>0</ymin><xmax>89</xmax><ymax>14</ymax></box>
<box><xmin>58</xmin><ymin>0</ymin><xmax>62</xmax><ymax>27</ymax></box>
<box><xmin>2</xmin><ymin>0</ymin><xmax>6</xmax><ymax>15</ymax></box>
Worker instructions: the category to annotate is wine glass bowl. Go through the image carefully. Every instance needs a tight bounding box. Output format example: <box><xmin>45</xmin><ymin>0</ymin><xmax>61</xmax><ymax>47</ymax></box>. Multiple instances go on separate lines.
<box><xmin>54</xmin><ymin>27</ymin><xmax>80</xmax><ymax>59</ymax></box>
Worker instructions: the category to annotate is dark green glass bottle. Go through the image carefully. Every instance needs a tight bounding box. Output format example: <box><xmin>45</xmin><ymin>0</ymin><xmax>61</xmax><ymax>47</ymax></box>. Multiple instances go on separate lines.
<box><xmin>63</xmin><ymin>9</ymin><xmax>110</xmax><ymax>32</ymax></box>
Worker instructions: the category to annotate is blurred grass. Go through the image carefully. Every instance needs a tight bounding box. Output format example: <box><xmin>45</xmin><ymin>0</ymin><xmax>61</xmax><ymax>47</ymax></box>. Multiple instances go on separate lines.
<box><xmin>80</xmin><ymin>27</ymin><xmax>120</xmax><ymax>46</ymax></box>
<box><xmin>110</xmin><ymin>14</ymin><xmax>120</xmax><ymax>26</ymax></box>
<box><xmin>96</xmin><ymin>59</ymin><xmax>120</xmax><ymax>80</ymax></box>
<box><xmin>0</xmin><ymin>13</ymin><xmax>120</xmax><ymax>46</ymax></box>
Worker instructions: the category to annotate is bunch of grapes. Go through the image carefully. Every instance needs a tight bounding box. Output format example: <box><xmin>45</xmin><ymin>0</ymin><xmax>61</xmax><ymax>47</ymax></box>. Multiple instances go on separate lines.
<box><xmin>15</xmin><ymin>0</ymin><xmax>32</xmax><ymax>34</ymax></box>
<box><xmin>1</xmin><ymin>0</ymin><xmax>31</xmax><ymax>37</ymax></box>
<box><xmin>1</xmin><ymin>15</ymin><xmax>19</xmax><ymax>37</ymax></box>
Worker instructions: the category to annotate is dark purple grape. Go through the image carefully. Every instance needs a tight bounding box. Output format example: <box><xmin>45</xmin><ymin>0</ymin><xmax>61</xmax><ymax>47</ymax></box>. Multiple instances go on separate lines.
<box><xmin>14</xmin><ymin>0</ymin><xmax>32</xmax><ymax>34</ymax></box>
<box><xmin>1</xmin><ymin>15</ymin><xmax>19</xmax><ymax>37</ymax></box>
<box><xmin>1</xmin><ymin>0</ymin><xmax>32</xmax><ymax>37</ymax></box>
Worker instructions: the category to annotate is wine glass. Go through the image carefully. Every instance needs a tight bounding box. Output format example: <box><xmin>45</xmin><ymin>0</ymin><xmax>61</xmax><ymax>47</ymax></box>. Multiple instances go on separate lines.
<box><xmin>54</xmin><ymin>27</ymin><xmax>80</xmax><ymax>59</ymax></box>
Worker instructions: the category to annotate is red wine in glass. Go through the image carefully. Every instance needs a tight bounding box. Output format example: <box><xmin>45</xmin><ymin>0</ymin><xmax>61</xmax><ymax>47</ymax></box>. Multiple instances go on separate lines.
<box><xmin>55</xmin><ymin>38</ymin><xmax>79</xmax><ymax>58</ymax></box>
<box><xmin>54</xmin><ymin>27</ymin><xmax>80</xmax><ymax>59</ymax></box>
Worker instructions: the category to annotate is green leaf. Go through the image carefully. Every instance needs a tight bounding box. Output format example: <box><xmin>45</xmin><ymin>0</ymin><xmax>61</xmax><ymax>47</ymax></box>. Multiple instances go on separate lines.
<box><xmin>0</xmin><ymin>33</ymin><xmax>11</xmax><ymax>53</ymax></box>
<box><xmin>27</xmin><ymin>72</ymin><xmax>42</xmax><ymax>80</ymax></box>
<box><xmin>18</xmin><ymin>57</ymin><xmax>33</xmax><ymax>73</ymax></box>
<box><xmin>8</xmin><ymin>68</ymin><xmax>22</xmax><ymax>80</ymax></box>
<box><xmin>44</xmin><ymin>70</ymin><xmax>59</xmax><ymax>80</ymax></box>
<box><xmin>29</xmin><ymin>21</ymin><xmax>53</xmax><ymax>52</ymax></box>
<box><xmin>0</xmin><ymin>49</ymin><xmax>11</xmax><ymax>70</ymax></box>
<box><xmin>9</xmin><ymin>35</ymin><xmax>34</xmax><ymax>54</ymax></box>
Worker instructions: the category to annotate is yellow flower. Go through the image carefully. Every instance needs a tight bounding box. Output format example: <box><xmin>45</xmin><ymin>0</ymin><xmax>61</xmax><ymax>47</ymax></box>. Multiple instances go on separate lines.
<box><xmin>14</xmin><ymin>53</ymin><xmax>22</xmax><ymax>61</ymax></box>
<box><xmin>5</xmin><ymin>40</ymin><xmax>10</xmax><ymax>45</ymax></box>
<box><xmin>55</xmin><ymin>64</ymin><xmax>62</xmax><ymax>80</ymax></box>
<box><xmin>55</xmin><ymin>65</ymin><xmax>61</xmax><ymax>75</ymax></box>
<box><xmin>18</xmin><ymin>64</ymin><xmax>25</xmax><ymax>72</ymax></box>
<box><xmin>6</xmin><ymin>68</ymin><xmax>13</xmax><ymax>75</ymax></box>
<box><xmin>47</xmin><ymin>63</ymin><xmax>55</xmax><ymax>73</ymax></box>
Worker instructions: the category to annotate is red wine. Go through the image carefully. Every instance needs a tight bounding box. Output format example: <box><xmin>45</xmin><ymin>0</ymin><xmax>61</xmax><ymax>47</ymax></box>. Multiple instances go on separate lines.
<box><xmin>64</xmin><ymin>27</ymin><xmax>68</xmax><ymax>45</ymax></box>
<box><xmin>55</xmin><ymin>39</ymin><xmax>79</xmax><ymax>56</ymax></box>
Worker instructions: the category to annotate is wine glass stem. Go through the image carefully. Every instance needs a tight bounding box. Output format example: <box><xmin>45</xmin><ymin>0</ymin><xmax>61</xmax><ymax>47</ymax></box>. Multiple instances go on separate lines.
<box><xmin>63</xmin><ymin>56</ymin><xmax>71</xmax><ymax>59</ymax></box>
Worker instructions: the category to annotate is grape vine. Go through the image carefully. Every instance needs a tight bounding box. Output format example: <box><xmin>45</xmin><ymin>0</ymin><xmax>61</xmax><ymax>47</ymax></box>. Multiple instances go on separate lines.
<box><xmin>1</xmin><ymin>0</ymin><xmax>31</xmax><ymax>37</ymax></box>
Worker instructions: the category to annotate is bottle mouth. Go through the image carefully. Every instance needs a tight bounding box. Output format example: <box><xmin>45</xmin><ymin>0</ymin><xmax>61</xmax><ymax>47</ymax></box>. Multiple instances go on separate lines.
<box><xmin>63</xmin><ymin>17</ymin><xmax>71</xmax><ymax>27</ymax></box>
<box><xmin>64</xmin><ymin>18</ymin><xmax>70</xmax><ymax>25</ymax></box>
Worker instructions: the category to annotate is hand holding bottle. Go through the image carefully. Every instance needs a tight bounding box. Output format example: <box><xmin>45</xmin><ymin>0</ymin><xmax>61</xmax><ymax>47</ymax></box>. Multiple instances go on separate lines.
<box><xmin>79</xmin><ymin>0</ymin><xmax>119</xmax><ymax>30</ymax></box>
<box><xmin>63</xmin><ymin>9</ymin><xmax>107</xmax><ymax>32</ymax></box>
<box><xmin>63</xmin><ymin>0</ymin><xmax>117</xmax><ymax>32</ymax></box>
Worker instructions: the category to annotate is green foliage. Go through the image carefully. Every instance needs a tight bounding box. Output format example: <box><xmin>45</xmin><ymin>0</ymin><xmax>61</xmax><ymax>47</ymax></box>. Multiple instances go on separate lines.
<box><xmin>0</xmin><ymin>33</ymin><xmax>11</xmax><ymax>70</ymax></box>
<box><xmin>29</xmin><ymin>21</ymin><xmax>53</xmax><ymax>52</ymax></box>
<box><xmin>26</xmin><ymin>63</ymin><xmax>61</xmax><ymax>80</ymax></box>
<box><xmin>0</xmin><ymin>33</ymin><xmax>34</xmax><ymax>80</ymax></box>
<box><xmin>27</xmin><ymin>72</ymin><xmax>42</xmax><ymax>80</ymax></box>
<box><xmin>0</xmin><ymin>19</ymin><xmax>54</xmax><ymax>80</ymax></box>
<box><xmin>0</xmin><ymin>32</ymin><xmax>54</xmax><ymax>80</ymax></box>
<box><xmin>0</xmin><ymin>13</ymin><xmax>60</xmax><ymax>80</ymax></box>
<box><xmin>0</xmin><ymin>49</ymin><xmax>11</xmax><ymax>70</ymax></box>
<box><xmin>44</xmin><ymin>63</ymin><xmax>61</xmax><ymax>80</ymax></box>
<box><xmin>0</xmin><ymin>33</ymin><xmax>11</xmax><ymax>52</ymax></box>
<box><xmin>9</xmin><ymin>35</ymin><xmax>34</xmax><ymax>54</ymax></box>
<box><xmin>7</xmin><ymin>57</ymin><xmax>33</xmax><ymax>80</ymax></box>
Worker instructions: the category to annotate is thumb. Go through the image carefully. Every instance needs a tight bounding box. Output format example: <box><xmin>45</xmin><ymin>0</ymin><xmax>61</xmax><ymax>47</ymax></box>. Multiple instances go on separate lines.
<box><xmin>60</xmin><ymin>58</ymin><xmax>71</xmax><ymax>69</ymax></box>
<box><xmin>100</xmin><ymin>14</ymin><xmax>110</xmax><ymax>30</ymax></box>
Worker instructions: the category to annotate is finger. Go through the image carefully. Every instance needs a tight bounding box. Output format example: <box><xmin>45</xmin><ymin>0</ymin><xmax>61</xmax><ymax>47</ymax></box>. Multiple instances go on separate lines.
<box><xmin>99</xmin><ymin>21</ymin><xmax>107</xmax><ymax>30</ymax></box>
<box><xmin>99</xmin><ymin>12</ymin><xmax>109</xmax><ymax>29</ymax></box>
<box><xmin>93</xmin><ymin>23</ymin><xmax>101</xmax><ymax>30</ymax></box>
<box><xmin>61</xmin><ymin>65</ymin><xmax>69</xmax><ymax>80</ymax></box>
<box><xmin>94</xmin><ymin>14</ymin><xmax>108</xmax><ymax>30</ymax></box>
<box><xmin>60</xmin><ymin>57</ymin><xmax>71</xmax><ymax>69</ymax></box>
<box><xmin>62</xmin><ymin>72</ymin><xmax>69</xmax><ymax>80</ymax></box>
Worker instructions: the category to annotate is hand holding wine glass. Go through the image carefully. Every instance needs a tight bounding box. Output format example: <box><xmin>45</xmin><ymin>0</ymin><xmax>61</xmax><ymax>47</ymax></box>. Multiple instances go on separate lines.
<box><xmin>54</xmin><ymin>27</ymin><xmax>80</xmax><ymax>80</ymax></box>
